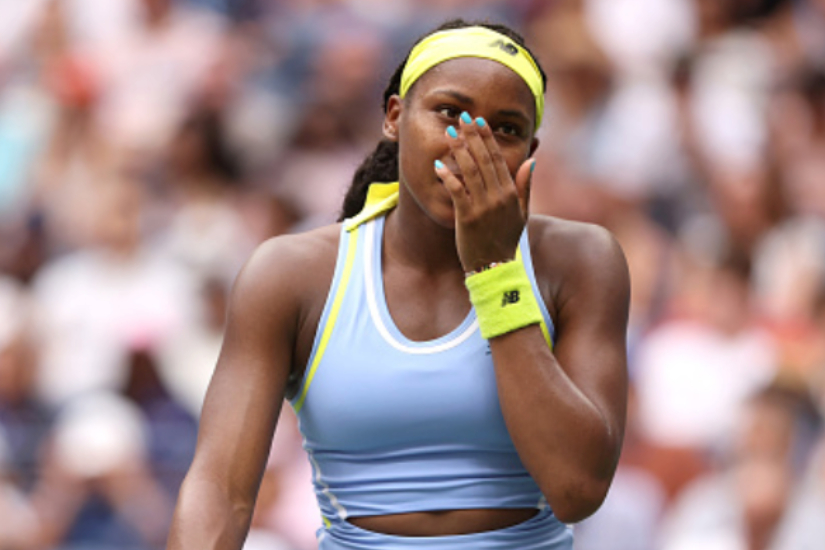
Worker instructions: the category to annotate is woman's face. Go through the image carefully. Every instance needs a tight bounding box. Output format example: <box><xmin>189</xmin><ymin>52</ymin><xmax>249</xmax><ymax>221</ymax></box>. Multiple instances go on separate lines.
<box><xmin>385</xmin><ymin>56</ymin><xmax>539</xmax><ymax>228</ymax></box>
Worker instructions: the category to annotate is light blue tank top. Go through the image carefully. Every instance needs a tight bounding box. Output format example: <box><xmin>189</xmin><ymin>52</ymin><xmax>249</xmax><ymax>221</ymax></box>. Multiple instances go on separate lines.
<box><xmin>290</xmin><ymin>210</ymin><xmax>557</xmax><ymax>525</ymax></box>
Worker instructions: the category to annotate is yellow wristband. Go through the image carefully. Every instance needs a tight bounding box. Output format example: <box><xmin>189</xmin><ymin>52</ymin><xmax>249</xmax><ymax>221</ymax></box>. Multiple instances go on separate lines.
<box><xmin>465</xmin><ymin>258</ymin><xmax>544</xmax><ymax>340</ymax></box>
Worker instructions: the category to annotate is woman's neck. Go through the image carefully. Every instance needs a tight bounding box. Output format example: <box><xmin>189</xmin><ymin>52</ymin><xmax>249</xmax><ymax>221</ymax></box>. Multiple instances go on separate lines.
<box><xmin>383</xmin><ymin>190</ymin><xmax>464</xmax><ymax>276</ymax></box>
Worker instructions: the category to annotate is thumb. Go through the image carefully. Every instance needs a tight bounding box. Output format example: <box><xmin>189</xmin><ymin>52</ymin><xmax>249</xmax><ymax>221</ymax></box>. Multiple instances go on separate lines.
<box><xmin>514</xmin><ymin>158</ymin><xmax>535</xmax><ymax>217</ymax></box>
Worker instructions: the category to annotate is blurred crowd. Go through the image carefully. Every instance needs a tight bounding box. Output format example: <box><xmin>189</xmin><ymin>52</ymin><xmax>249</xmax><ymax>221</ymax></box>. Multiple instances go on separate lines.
<box><xmin>0</xmin><ymin>0</ymin><xmax>824</xmax><ymax>549</ymax></box>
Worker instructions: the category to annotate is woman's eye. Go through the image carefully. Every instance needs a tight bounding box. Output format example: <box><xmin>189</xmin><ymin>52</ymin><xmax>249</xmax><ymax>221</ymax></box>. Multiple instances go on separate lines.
<box><xmin>496</xmin><ymin>124</ymin><xmax>524</xmax><ymax>138</ymax></box>
<box><xmin>497</xmin><ymin>124</ymin><xmax>521</xmax><ymax>137</ymax></box>
<box><xmin>437</xmin><ymin>106</ymin><xmax>460</xmax><ymax>119</ymax></box>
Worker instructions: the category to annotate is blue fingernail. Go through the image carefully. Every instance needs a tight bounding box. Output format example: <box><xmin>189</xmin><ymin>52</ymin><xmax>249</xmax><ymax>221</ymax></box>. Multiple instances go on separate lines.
<box><xmin>460</xmin><ymin>112</ymin><xmax>472</xmax><ymax>124</ymax></box>
<box><xmin>530</xmin><ymin>160</ymin><xmax>537</xmax><ymax>173</ymax></box>
<box><xmin>447</xmin><ymin>126</ymin><xmax>458</xmax><ymax>139</ymax></box>
<box><xmin>435</xmin><ymin>160</ymin><xmax>444</xmax><ymax>169</ymax></box>
<box><xmin>475</xmin><ymin>117</ymin><xmax>486</xmax><ymax>128</ymax></box>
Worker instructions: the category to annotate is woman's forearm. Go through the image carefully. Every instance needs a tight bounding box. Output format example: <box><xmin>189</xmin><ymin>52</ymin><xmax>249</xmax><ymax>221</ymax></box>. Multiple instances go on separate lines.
<box><xmin>166</xmin><ymin>474</ymin><xmax>255</xmax><ymax>550</ymax></box>
<box><xmin>490</xmin><ymin>326</ymin><xmax>625</xmax><ymax>523</ymax></box>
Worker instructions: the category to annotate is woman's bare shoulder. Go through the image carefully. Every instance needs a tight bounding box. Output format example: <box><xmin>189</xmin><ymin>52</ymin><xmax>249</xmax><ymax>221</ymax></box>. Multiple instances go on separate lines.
<box><xmin>256</xmin><ymin>223</ymin><xmax>341</xmax><ymax>265</ymax></box>
<box><xmin>526</xmin><ymin>215</ymin><xmax>629</xmax><ymax>318</ymax></box>
<box><xmin>227</xmin><ymin>223</ymin><xmax>342</xmax><ymax>323</ymax></box>
<box><xmin>240</xmin><ymin>224</ymin><xmax>341</xmax><ymax>287</ymax></box>
<box><xmin>527</xmin><ymin>214</ymin><xmax>620</xmax><ymax>254</ymax></box>
<box><xmin>527</xmin><ymin>215</ymin><xmax>626</xmax><ymax>275</ymax></box>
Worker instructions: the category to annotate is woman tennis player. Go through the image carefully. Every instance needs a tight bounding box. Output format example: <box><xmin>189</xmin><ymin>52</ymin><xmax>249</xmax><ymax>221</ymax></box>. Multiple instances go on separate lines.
<box><xmin>167</xmin><ymin>19</ymin><xmax>630</xmax><ymax>550</ymax></box>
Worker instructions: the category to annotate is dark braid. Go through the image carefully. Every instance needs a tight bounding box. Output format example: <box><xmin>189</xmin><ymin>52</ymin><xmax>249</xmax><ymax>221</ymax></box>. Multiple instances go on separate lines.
<box><xmin>337</xmin><ymin>59</ymin><xmax>405</xmax><ymax>221</ymax></box>
<box><xmin>338</xmin><ymin>19</ymin><xmax>546</xmax><ymax>221</ymax></box>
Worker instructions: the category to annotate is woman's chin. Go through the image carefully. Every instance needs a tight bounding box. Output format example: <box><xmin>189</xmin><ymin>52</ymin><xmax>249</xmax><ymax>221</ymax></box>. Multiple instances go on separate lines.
<box><xmin>428</xmin><ymin>202</ymin><xmax>457</xmax><ymax>230</ymax></box>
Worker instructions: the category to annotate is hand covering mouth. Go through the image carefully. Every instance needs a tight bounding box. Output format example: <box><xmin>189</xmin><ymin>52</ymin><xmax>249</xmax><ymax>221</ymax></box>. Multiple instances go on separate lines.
<box><xmin>436</xmin><ymin>174</ymin><xmax>465</xmax><ymax>186</ymax></box>
<box><xmin>436</xmin><ymin>163</ymin><xmax>463</xmax><ymax>183</ymax></box>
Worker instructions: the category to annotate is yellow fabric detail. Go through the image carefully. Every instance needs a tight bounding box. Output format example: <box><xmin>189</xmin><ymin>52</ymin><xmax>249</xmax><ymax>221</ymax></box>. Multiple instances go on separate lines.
<box><xmin>292</xmin><ymin>226</ymin><xmax>360</xmax><ymax>413</ymax></box>
<box><xmin>323</xmin><ymin>516</ymin><xmax>332</xmax><ymax>529</ymax></box>
<box><xmin>400</xmin><ymin>27</ymin><xmax>545</xmax><ymax>130</ymax></box>
<box><xmin>514</xmin><ymin>246</ymin><xmax>553</xmax><ymax>349</ymax></box>
<box><xmin>465</xmin><ymin>257</ymin><xmax>547</xmax><ymax>342</ymax></box>
<box><xmin>538</xmin><ymin>315</ymin><xmax>553</xmax><ymax>350</ymax></box>
<box><xmin>344</xmin><ymin>182</ymin><xmax>399</xmax><ymax>231</ymax></box>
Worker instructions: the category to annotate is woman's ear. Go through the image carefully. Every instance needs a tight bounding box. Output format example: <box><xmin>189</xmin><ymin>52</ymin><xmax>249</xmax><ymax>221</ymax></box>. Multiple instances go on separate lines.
<box><xmin>383</xmin><ymin>95</ymin><xmax>402</xmax><ymax>142</ymax></box>
<box><xmin>529</xmin><ymin>136</ymin><xmax>540</xmax><ymax>157</ymax></box>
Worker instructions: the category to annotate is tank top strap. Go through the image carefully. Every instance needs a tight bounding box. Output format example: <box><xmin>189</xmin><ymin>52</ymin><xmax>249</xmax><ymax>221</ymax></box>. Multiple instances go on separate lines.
<box><xmin>344</xmin><ymin>182</ymin><xmax>399</xmax><ymax>231</ymax></box>
<box><xmin>518</xmin><ymin>228</ymin><xmax>556</xmax><ymax>349</ymax></box>
<box><xmin>291</xmin><ymin>223</ymin><xmax>361</xmax><ymax>413</ymax></box>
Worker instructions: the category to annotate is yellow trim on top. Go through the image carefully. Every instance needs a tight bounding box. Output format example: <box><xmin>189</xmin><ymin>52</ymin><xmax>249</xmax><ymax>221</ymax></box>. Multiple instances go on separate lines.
<box><xmin>292</xmin><ymin>226</ymin><xmax>360</xmax><ymax>413</ymax></box>
<box><xmin>515</xmin><ymin>244</ymin><xmax>553</xmax><ymax>350</ymax></box>
<box><xmin>344</xmin><ymin>182</ymin><xmax>399</xmax><ymax>231</ymax></box>
<box><xmin>539</xmin><ymin>319</ymin><xmax>553</xmax><ymax>350</ymax></box>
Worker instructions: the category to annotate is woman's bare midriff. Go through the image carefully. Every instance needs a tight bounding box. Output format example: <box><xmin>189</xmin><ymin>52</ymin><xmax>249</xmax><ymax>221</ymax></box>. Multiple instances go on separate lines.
<box><xmin>347</xmin><ymin>508</ymin><xmax>540</xmax><ymax>536</ymax></box>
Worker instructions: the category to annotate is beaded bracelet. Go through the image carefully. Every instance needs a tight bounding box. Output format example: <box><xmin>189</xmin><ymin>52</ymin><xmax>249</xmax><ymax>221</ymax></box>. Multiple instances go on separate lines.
<box><xmin>464</xmin><ymin>260</ymin><xmax>513</xmax><ymax>278</ymax></box>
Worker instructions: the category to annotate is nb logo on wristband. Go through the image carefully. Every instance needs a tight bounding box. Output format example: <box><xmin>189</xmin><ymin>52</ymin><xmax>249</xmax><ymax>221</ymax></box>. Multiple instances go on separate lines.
<box><xmin>502</xmin><ymin>290</ymin><xmax>520</xmax><ymax>306</ymax></box>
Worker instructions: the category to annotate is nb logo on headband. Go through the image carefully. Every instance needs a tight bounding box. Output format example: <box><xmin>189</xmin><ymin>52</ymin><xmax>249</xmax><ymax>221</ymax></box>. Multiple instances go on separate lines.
<box><xmin>490</xmin><ymin>39</ymin><xmax>518</xmax><ymax>56</ymax></box>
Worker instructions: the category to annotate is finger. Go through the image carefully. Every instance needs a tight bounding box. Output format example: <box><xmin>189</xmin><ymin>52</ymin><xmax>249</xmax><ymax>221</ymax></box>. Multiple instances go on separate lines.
<box><xmin>458</xmin><ymin>112</ymin><xmax>500</xmax><ymax>194</ymax></box>
<box><xmin>446</xmin><ymin>124</ymin><xmax>485</xmax><ymax>200</ymax></box>
<box><xmin>514</xmin><ymin>158</ymin><xmax>535</xmax><ymax>217</ymax></box>
<box><xmin>435</xmin><ymin>159</ymin><xmax>471</xmax><ymax>217</ymax></box>
<box><xmin>475</xmin><ymin>117</ymin><xmax>514</xmax><ymax>193</ymax></box>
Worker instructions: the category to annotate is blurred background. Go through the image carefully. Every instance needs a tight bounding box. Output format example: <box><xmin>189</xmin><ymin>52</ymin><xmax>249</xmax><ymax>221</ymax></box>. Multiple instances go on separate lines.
<box><xmin>0</xmin><ymin>0</ymin><xmax>824</xmax><ymax>549</ymax></box>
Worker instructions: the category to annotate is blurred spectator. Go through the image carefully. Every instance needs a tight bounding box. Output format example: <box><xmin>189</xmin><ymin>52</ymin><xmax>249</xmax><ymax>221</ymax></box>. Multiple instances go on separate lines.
<box><xmin>769</xmin><ymin>418</ymin><xmax>825</xmax><ymax>548</ymax></box>
<box><xmin>155</xmin><ymin>276</ymin><xmax>227</xmax><ymax>418</ymax></box>
<box><xmin>631</xmin><ymin>248</ymin><xmax>779</xmax><ymax>498</ymax></box>
<box><xmin>0</xmin><ymin>277</ymin><xmax>52</xmax><ymax>487</ymax></box>
<box><xmin>658</xmin><ymin>382</ymin><xmax>821</xmax><ymax>550</ymax></box>
<box><xmin>31</xmin><ymin>391</ymin><xmax>173</xmax><ymax>549</ymax></box>
<box><xmin>584</xmin><ymin>0</ymin><xmax>694</xmax><ymax>78</ymax></box>
<box><xmin>810</xmin><ymin>288</ymin><xmax>825</xmax><ymax>412</ymax></box>
<box><xmin>250</xmin><ymin>408</ymin><xmax>319</xmax><ymax>550</ymax></box>
<box><xmin>752</xmin><ymin>218</ymin><xmax>825</xmax><ymax>372</ymax></box>
<box><xmin>30</xmin><ymin>177</ymin><xmax>199</xmax><ymax>408</ymax></box>
<box><xmin>0</xmin><ymin>0</ymin><xmax>64</xmax><ymax>220</ymax></box>
<box><xmin>526</xmin><ymin>0</ymin><xmax>620</xmax><ymax>224</ymax></box>
<box><xmin>758</xmin><ymin>0</ymin><xmax>825</xmax><ymax>75</ymax></box>
<box><xmin>573</xmin><ymin>464</ymin><xmax>666</xmax><ymax>550</ymax></box>
<box><xmin>92</xmin><ymin>0</ymin><xmax>225</xmax><ymax>156</ymax></box>
<box><xmin>527</xmin><ymin>0</ymin><xmax>692</xmax><ymax>234</ymax></box>
<box><xmin>267</xmin><ymin>23</ymin><xmax>388</xmax><ymax>232</ymax></box>
<box><xmin>0</xmin><ymin>427</ymin><xmax>40</xmax><ymax>549</ymax></box>
<box><xmin>0</xmin><ymin>279</ymin><xmax>46</xmax><ymax>549</ymax></box>
<box><xmin>153</xmin><ymin>103</ymin><xmax>258</xmax><ymax>278</ymax></box>
<box><xmin>123</xmin><ymin>347</ymin><xmax>199</xmax><ymax>496</ymax></box>
<box><xmin>769</xmin><ymin>68</ymin><xmax>825</xmax><ymax>219</ymax></box>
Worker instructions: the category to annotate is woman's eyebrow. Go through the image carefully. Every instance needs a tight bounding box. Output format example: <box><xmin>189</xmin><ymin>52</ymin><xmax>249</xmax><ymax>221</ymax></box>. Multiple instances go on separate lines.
<box><xmin>428</xmin><ymin>89</ymin><xmax>531</xmax><ymax>124</ymax></box>
<box><xmin>497</xmin><ymin>109</ymin><xmax>531</xmax><ymax>126</ymax></box>
<box><xmin>429</xmin><ymin>89</ymin><xmax>475</xmax><ymax>105</ymax></box>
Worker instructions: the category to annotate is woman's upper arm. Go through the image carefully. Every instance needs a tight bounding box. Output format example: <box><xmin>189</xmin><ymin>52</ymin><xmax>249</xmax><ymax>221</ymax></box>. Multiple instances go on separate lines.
<box><xmin>187</xmin><ymin>238</ymin><xmax>304</xmax><ymax>505</ymax></box>
<box><xmin>538</xmin><ymin>219</ymin><xmax>631</xmax><ymax>452</ymax></box>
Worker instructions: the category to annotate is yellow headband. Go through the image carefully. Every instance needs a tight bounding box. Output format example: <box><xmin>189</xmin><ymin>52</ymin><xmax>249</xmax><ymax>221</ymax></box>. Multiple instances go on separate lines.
<box><xmin>400</xmin><ymin>27</ymin><xmax>545</xmax><ymax>130</ymax></box>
